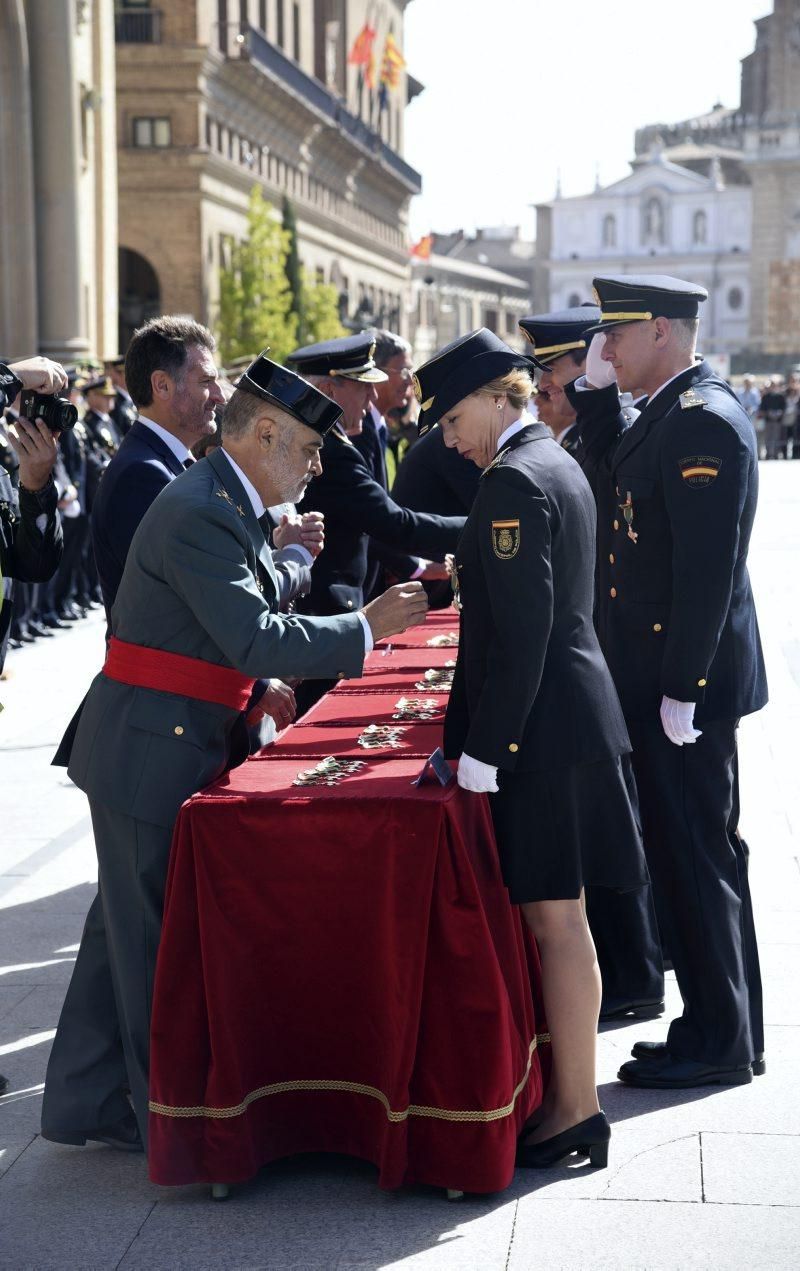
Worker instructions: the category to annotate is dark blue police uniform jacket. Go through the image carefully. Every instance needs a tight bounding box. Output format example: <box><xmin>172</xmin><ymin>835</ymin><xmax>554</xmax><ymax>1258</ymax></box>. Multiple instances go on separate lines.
<box><xmin>578</xmin><ymin>362</ymin><xmax>768</xmax><ymax>724</ymax></box>
<box><xmin>444</xmin><ymin>422</ymin><xmax>630</xmax><ymax>772</ymax></box>
<box><xmin>296</xmin><ymin>424</ymin><xmax>465</xmax><ymax>615</ymax></box>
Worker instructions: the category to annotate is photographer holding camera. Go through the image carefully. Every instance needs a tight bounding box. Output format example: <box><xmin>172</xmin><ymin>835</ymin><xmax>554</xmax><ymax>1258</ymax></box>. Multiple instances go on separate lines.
<box><xmin>1</xmin><ymin>356</ymin><xmax>68</xmax><ymax>667</ymax></box>
<box><xmin>1</xmin><ymin>355</ymin><xmax>67</xmax><ymax>1095</ymax></box>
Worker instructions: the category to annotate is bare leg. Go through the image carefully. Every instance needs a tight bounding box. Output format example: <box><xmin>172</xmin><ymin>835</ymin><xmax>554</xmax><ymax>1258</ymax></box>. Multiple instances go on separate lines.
<box><xmin>521</xmin><ymin>894</ymin><xmax>602</xmax><ymax>1144</ymax></box>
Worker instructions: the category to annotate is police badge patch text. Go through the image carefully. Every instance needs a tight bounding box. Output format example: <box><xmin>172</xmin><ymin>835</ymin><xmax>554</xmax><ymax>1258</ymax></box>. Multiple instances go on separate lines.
<box><xmin>679</xmin><ymin>455</ymin><xmax>722</xmax><ymax>487</ymax></box>
<box><xmin>491</xmin><ymin>519</ymin><xmax>520</xmax><ymax>559</ymax></box>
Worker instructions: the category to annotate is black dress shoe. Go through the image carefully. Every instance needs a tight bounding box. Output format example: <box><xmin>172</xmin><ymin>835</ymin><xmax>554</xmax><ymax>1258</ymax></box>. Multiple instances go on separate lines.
<box><xmin>8</xmin><ymin>637</ymin><xmax>23</xmax><ymax>650</ymax></box>
<box><xmin>56</xmin><ymin>606</ymin><xmax>80</xmax><ymax>622</ymax></box>
<box><xmin>600</xmin><ymin>997</ymin><xmax>665</xmax><ymax>1022</ymax></box>
<box><xmin>618</xmin><ymin>1056</ymin><xmax>752</xmax><ymax>1088</ymax></box>
<box><xmin>0</xmin><ymin>1073</ymin><xmax>8</xmax><ymax>1095</ymax></box>
<box><xmin>42</xmin><ymin>1111</ymin><xmax>143</xmax><ymax>1153</ymax></box>
<box><xmin>516</xmin><ymin>1112</ymin><xmax>610</xmax><ymax>1169</ymax></box>
<box><xmin>42</xmin><ymin>614</ymin><xmax>69</xmax><ymax>630</ymax></box>
<box><xmin>631</xmin><ymin>1039</ymin><xmax>766</xmax><ymax>1076</ymax></box>
<box><xmin>18</xmin><ymin>628</ymin><xmax>37</xmax><ymax>643</ymax></box>
<box><xmin>28</xmin><ymin>620</ymin><xmax>54</xmax><ymax>638</ymax></box>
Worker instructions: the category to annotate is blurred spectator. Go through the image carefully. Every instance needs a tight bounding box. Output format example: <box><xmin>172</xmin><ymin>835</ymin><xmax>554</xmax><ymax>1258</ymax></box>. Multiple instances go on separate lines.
<box><xmin>736</xmin><ymin>374</ymin><xmax>761</xmax><ymax>424</ymax></box>
<box><xmin>782</xmin><ymin>374</ymin><xmax>800</xmax><ymax>459</ymax></box>
<box><xmin>104</xmin><ymin>356</ymin><xmax>137</xmax><ymax>437</ymax></box>
<box><xmin>759</xmin><ymin>376</ymin><xmax>786</xmax><ymax>459</ymax></box>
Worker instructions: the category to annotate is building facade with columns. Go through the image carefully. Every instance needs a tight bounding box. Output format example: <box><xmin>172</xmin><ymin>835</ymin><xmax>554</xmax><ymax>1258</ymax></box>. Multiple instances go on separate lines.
<box><xmin>0</xmin><ymin>0</ymin><xmax>118</xmax><ymax>362</ymax></box>
<box><xmin>535</xmin><ymin>0</ymin><xmax>800</xmax><ymax>364</ymax></box>
<box><xmin>115</xmin><ymin>0</ymin><xmax>421</xmax><ymax>350</ymax></box>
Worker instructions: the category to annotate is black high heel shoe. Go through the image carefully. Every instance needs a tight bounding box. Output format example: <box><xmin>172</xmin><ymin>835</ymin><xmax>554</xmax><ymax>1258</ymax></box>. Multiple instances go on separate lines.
<box><xmin>516</xmin><ymin>1111</ymin><xmax>610</xmax><ymax>1169</ymax></box>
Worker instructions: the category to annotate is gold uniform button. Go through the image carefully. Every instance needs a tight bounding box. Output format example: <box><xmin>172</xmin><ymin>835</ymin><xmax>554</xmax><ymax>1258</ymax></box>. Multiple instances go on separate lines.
<box><xmin>610</xmin><ymin>587</ymin><xmax>617</xmax><ymax>598</ymax></box>
<box><xmin>609</xmin><ymin>553</ymin><xmax>615</xmax><ymax>564</ymax></box>
<box><xmin>613</xmin><ymin>519</ymin><xmax>619</xmax><ymax>531</ymax></box>
<box><xmin>174</xmin><ymin>726</ymin><xmax>184</xmax><ymax>736</ymax></box>
<box><xmin>653</xmin><ymin>623</ymin><xmax>662</xmax><ymax>633</ymax></box>
<box><xmin>698</xmin><ymin>678</ymin><xmax>707</xmax><ymax>687</ymax></box>
<box><xmin>508</xmin><ymin>743</ymin><xmax>519</xmax><ymax>753</ymax></box>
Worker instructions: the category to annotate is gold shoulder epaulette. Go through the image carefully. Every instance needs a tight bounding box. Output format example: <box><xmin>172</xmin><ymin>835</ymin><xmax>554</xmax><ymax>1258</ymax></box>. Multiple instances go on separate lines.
<box><xmin>680</xmin><ymin>388</ymin><xmax>707</xmax><ymax>410</ymax></box>
<box><xmin>480</xmin><ymin>446</ymin><xmax>510</xmax><ymax>479</ymax></box>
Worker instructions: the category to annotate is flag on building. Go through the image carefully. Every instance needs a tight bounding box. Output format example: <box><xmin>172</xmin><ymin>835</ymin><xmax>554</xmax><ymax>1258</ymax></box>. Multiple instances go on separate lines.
<box><xmin>348</xmin><ymin>23</ymin><xmax>376</xmax><ymax>67</ymax></box>
<box><xmin>411</xmin><ymin>234</ymin><xmax>433</xmax><ymax>260</ymax></box>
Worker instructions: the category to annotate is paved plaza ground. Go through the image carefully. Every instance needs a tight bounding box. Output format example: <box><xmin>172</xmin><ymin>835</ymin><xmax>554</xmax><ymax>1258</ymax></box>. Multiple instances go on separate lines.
<box><xmin>1</xmin><ymin>461</ymin><xmax>799</xmax><ymax>1269</ymax></box>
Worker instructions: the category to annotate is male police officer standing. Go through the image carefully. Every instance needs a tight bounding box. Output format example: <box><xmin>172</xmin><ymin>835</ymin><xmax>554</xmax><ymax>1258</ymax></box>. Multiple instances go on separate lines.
<box><xmin>578</xmin><ymin>275</ymin><xmax>767</xmax><ymax>1089</ymax></box>
<box><xmin>519</xmin><ymin>307</ymin><xmax>664</xmax><ymax>1024</ymax></box>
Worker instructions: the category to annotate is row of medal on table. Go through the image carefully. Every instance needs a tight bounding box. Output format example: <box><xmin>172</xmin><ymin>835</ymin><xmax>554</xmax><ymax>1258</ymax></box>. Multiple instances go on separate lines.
<box><xmin>287</xmin><ymin>625</ymin><xmax>458</xmax><ymax>787</ymax></box>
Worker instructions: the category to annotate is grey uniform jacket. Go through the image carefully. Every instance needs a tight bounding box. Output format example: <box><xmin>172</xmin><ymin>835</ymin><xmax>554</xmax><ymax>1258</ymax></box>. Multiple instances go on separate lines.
<box><xmin>68</xmin><ymin>448</ymin><xmax>365</xmax><ymax>828</ymax></box>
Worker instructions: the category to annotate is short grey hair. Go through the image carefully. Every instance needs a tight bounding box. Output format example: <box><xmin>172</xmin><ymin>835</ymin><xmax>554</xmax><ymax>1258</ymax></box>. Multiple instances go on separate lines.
<box><xmin>369</xmin><ymin>328</ymin><xmax>411</xmax><ymax>368</ymax></box>
<box><xmin>670</xmin><ymin>317</ymin><xmax>700</xmax><ymax>352</ymax></box>
<box><xmin>221</xmin><ymin>388</ymin><xmax>299</xmax><ymax>440</ymax></box>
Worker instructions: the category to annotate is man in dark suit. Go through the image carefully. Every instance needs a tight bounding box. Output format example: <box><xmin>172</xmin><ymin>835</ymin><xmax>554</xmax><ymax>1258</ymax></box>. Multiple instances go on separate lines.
<box><xmin>520</xmin><ymin>307</ymin><xmax>665</xmax><ymax>1024</ymax></box>
<box><xmin>578</xmin><ymin>275</ymin><xmax>767</xmax><ymax>1089</ymax></box>
<box><xmin>90</xmin><ymin>317</ymin><xmax>223</xmax><ymax>618</ymax></box>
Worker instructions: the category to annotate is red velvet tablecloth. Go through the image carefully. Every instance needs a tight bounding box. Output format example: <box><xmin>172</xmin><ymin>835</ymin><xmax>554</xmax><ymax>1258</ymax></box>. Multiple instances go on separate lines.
<box><xmin>148</xmin><ymin>610</ymin><xmax>548</xmax><ymax>1194</ymax></box>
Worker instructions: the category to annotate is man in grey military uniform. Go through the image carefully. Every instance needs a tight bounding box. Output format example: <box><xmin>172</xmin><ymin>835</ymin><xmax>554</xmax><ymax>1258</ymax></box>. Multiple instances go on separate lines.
<box><xmin>41</xmin><ymin>355</ymin><xmax>427</xmax><ymax>1152</ymax></box>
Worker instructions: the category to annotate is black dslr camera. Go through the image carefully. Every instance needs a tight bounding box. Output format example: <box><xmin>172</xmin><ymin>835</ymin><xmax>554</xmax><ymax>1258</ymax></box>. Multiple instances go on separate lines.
<box><xmin>19</xmin><ymin>389</ymin><xmax>78</xmax><ymax>432</ymax></box>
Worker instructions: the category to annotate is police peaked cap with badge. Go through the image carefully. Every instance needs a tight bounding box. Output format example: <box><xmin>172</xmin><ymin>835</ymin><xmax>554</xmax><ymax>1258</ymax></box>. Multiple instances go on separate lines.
<box><xmin>83</xmin><ymin>374</ymin><xmax>116</xmax><ymax>395</ymax></box>
<box><xmin>287</xmin><ymin>332</ymin><xmax>388</xmax><ymax>383</ymax></box>
<box><xmin>519</xmin><ymin>305</ymin><xmax>601</xmax><ymax>370</ymax></box>
<box><xmin>412</xmin><ymin>328</ymin><xmax>533</xmax><ymax>436</ymax></box>
<box><xmin>236</xmin><ymin>352</ymin><xmax>343</xmax><ymax>436</ymax></box>
<box><xmin>586</xmin><ymin>274</ymin><xmax>708</xmax><ymax>334</ymax></box>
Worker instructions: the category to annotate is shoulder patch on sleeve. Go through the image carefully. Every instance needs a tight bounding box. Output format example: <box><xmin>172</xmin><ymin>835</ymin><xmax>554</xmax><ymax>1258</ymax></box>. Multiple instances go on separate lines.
<box><xmin>679</xmin><ymin>455</ymin><xmax>721</xmax><ymax>486</ymax></box>
<box><xmin>491</xmin><ymin>518</ymin><xmax>520</xmax><ymax>559</ymax></box>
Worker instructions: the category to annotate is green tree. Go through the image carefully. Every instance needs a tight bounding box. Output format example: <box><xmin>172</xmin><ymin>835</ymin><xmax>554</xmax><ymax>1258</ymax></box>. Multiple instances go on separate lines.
<box><xmin>218</xmin><ymin>186</ymin><xmax>297</xmax><ymax>366</ymax></box>
<box><xmin>282</xmin><ymin>195</ymin><xmax>304</xmax><ymax>339</ymax></box>
<box><xmin>300</xmin><ymin>269</ymin><xmax>346</xmax><ymax>345</ymax></box>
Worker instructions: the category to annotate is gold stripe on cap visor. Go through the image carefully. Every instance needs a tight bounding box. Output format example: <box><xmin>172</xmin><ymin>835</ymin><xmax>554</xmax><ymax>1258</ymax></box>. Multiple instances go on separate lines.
<box><xmin>530</xmin><ymin>339</ymin><xmax>587</xmax><ymax>357</ymax></box>
<box><xmin>600</xmin><ymin>311</ymin><xmax>654</xmax><ymax>322</ymax></box>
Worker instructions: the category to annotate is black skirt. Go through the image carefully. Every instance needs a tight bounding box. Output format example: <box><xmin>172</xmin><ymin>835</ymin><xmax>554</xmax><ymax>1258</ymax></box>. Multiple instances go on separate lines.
<box><xmin>488</xmin><ymin>753</ymin><xmax>649</xmax><ymax>903</ymax></box>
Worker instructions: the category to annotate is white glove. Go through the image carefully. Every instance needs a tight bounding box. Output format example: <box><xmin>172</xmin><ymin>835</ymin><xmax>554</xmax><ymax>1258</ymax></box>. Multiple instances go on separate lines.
<box><xmin>585</xmin><ymin>334</ymin><xmax>618</xmax><ymax>390</ymax></box>
<box><xmin>660</xmin><ymin>696</ymin><xmax>703</xmax><ymax>746</ymax></box>
<box><xmin>457</xmin><ymin>753</ymin><xmax>499</xmax><ymax>793</ymax></box>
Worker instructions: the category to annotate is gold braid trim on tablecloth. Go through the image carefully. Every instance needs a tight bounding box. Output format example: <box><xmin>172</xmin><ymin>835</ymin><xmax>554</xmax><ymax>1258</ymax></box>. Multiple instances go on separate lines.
<box><xmin>149</xmin><ymin>1033</ymin><xmax>552</xmax><ymax>1122</ymax></box>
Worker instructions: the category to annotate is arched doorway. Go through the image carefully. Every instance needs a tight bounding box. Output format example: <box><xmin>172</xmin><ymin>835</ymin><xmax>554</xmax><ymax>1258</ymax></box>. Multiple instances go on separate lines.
<box><xmin>118</xmin><ymin>247</ymin><xmax>161</xmax><ymax>353</ymax></box>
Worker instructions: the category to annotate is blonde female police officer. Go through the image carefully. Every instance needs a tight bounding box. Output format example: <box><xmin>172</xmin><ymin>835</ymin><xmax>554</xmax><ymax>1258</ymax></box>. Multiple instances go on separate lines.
<box><xmin>413</xmin><ymin>329</ymin><xmax>649</xmax><ymax>1168</ymax></box>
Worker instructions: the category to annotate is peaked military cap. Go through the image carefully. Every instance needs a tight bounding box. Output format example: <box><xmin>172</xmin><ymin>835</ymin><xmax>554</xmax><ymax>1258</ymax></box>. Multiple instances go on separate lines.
<box><xmin>587</xmin><ymin>274</ymin><xmax>708</xmax><ymax>332</ymax></box>
<box><xmin>519</xmin><ymin>305</ymin><xmax>601</xmax><ymax>369</ymax></box>
<box><xmin>83</xmin><ymin>374</ymin><xmax>115</xmax><ymax>394</ymax></box>
<box><xmin>287</xmin><ymin>332</ymin><xmax>388</xmax><ymax>383</ymax></box>
<box><xmin>413</xmin><ymin>328</ymin><xmax>533</xmax><ymax>436</ymax></box>
<box><xmin>104</xmin><ymin>356</ymin><xmax>126</xmax><ymax>369</ymax></box>
<box><xmin>236</xmin><ymin>352</ymin><xmax>343</xmax><ymax>436</ymax></box>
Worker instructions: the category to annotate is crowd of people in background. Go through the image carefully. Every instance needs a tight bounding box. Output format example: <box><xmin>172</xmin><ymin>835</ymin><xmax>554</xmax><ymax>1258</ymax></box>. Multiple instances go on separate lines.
<box><xmin>736</xmin><ymin>371</ymin><xmax>800</xmax><ymax>459</ymax></box>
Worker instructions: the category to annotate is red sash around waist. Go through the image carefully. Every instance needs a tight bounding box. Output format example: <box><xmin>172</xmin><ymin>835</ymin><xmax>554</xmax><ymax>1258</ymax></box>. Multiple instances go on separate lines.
<box><xmin>103</xmin><ymin>637</ymin><xmax>256</xmax><ymax>712</ymax></box>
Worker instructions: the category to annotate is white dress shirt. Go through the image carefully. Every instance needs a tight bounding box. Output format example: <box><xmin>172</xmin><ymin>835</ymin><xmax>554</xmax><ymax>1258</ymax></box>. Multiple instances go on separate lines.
<box><xmin>137</xmin><ymin>414</ymin><xmax>193</xmax><ymax>466</ymax></box>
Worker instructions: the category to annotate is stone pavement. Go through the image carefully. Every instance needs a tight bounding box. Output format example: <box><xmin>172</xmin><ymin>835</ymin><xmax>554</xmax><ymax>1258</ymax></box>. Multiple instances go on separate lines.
<box><xmin>1</xmin><ymin>461</ymin><xmax>799</xmax><ymax>1270</ymax></box>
